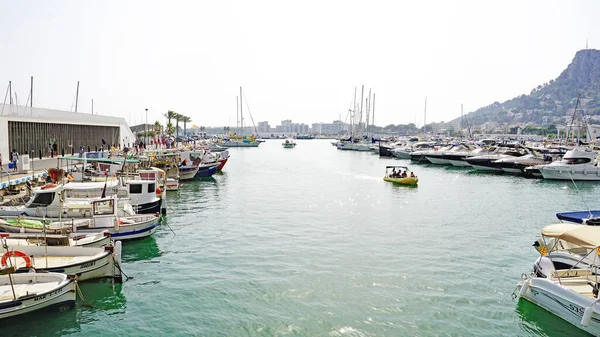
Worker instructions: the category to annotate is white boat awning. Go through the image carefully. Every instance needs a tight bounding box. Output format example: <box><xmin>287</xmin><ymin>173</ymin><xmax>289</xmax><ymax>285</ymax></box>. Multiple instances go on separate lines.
<box><xmin>542</xmin><ymin>223</ymin><xmax>600</xmax><ymax>248</ymax></box>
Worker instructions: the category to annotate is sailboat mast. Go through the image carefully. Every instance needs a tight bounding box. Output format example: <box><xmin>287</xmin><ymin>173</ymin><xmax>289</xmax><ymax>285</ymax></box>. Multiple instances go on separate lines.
<box><xmin>360</xmin><ymin>85</ymin><xmax>364</xmax><ymax>136</ymax></box>
<box><xmin>367</xmin><ymin>88</ymin><xmax>371</xmax><ymax>137</ymax></box>
<box><xmin>372</xmin><ymin>94</ymin><xmax>375</xmax><ymax>128</ymax></box>
<box><xmin>240</xmin><ymin>87</ymin><xmax>244</xmax><ymax>133</ymax></box>
<box><xmin>9</xmin><ymin>81</ymin><xmax>12</xmax><ymax>105</ymax></box>
<box><xmin>352</xmin><ymin>87</ymin><xmax>356</xmax><ymax>136</ymax></box>
<box><xmin>424</xmin><ymin>96</ymin><xmax>427</xmax><ymax>134</ymax></box>
<box><xmin>236</xmin><ymin>96</ymin><xmax>239</xmax><ymax>132</ymax></box>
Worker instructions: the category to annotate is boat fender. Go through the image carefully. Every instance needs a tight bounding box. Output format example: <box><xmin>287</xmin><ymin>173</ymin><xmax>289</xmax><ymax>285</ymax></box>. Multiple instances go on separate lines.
<box><xmin>115</xmin><ymin>241</ymin><xmax>122</xmax><ymax>268</ymax></box>
<box><xmin>1</xmin><ymin>250</ymin><xmax>32</xmax><ymax>268</ymax></box>
<box><xmin>518</xmin><ymin>279</ymin><xmax>530</xmax><ymax>298</ymax></box>
<box><xmin>582</xmin><ymin>303</ymin><xmax>595</xmax><ymax>327</ymax></box>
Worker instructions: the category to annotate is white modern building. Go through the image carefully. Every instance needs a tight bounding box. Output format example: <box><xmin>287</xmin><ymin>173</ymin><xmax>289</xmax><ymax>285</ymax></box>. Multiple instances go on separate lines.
<box><xmin>0</xmin><ymin>104</ymin><xmax>135</xmax><ymax>159</ymax></box>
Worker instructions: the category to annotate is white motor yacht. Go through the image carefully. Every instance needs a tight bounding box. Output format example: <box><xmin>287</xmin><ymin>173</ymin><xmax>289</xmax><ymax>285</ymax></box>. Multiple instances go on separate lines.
<box><xmin>537</xmin><ymin>148</ymin><xmax>600</xmax><ymax>181</ymax></box>
<box><xmin>515</xmin><ymin>224</ymin><xmax>600</xmax><ymax>336</ymax></box>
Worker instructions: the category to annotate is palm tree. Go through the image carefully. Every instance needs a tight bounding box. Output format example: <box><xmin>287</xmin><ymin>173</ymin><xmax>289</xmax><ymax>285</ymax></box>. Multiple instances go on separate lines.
<box><xmin>182</xmin><ymin>116</ymin><xmax>192</xmax><ymax>138</ymax></box>
<box><xmin>154</xmin><ymin>120</ymin><xmax>162</xmax><ymax>134</ymax></box>
<box><xmin>166</xmin><ymin>122</ymin><xmax>175</xmax><ymax>135</ymax></box>
<box><xmin>163</xmin><ymin>110</ymin><xmax>177</xmax><ymax>135</ymax></box>
<box><xmin>174</xmin><ymin>113</ymin><xmax>183</xmax><ymax>138</ymax></box>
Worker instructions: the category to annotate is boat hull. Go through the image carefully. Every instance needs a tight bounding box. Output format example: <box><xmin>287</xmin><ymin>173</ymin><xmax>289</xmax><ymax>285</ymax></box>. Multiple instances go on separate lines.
<box><xmin>517</xmin><ymin>277</ymin><xmax>600</xmax><ymax>336</ymax></box>
<box><xmin>383</xmin><ymin>177</ymin><xmax>418</xmax><ymax>186</ymax></box>
<box><xmin>8</xmin><ymin>245</ymin><xmax>121</xmax><ymax>282</ymax></box>
<box><xmin>217</xmin><ymin>157</ymin><xmax>229</xmax><ymax>171</ymax></box>
<box><xmin>539</xmin><ymin>166</ymin><xmax>600</xmax><ymax>181</ymax></box>
<box><xmin>0</xmin><ymin>274</ymin><xmax>76</xmax><ymax>320</ymax></box>
<box><xmin>379</xmin><ymin>145</ymin><xmax>395</xmax><ymax>157</ymax></box>
<box><xmin>448</xmin><ymin>159</ymin><xmax>471</xmax><ymax>167</ymax></box>
<box><xmin>135</xmin><ymin>199</ymin><xmax>161</xmax><ymax>214</ymax></box>
<box><xmin>179</xmin><ymin>166</ymin><xmax>200</xmax><ymax>181</ymax></box>
<box><xmin>425</xmin><ymin>156</ymin><xmax>451</xmax><ymax>165</ymax></box>
<box><xmin>221</xmin><ymin>141</ymin><xmax>260</xmax><ymax>147</ymax></box>
<box><xmin>0</xmin><ymin>216</ymin><xmax>160</xmax><ymax>241</ymax></box>
<box><xmin>194</xmin><ymin>165</ymin><xmax>219</xmax><ymax>178</ymax></box>
<box><xmin>392</xmin><ymin>150</ymin><xmax>412</xmax><ymax>159</ymax></box>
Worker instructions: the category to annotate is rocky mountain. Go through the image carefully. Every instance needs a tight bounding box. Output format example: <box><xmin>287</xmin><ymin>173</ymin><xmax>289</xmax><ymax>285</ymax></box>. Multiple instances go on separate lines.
<box><xmin>459</xmin><ymin>49</ymin><xmax>600</xmax><ymax>130</ymax></box>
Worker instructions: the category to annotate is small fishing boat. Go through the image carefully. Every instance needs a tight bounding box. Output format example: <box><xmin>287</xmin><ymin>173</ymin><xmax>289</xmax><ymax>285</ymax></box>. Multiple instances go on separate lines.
<box><xmin>194</xmin><ymin>163</ymin><xmax>219</xmax><ymax>178</ymax></box>
<box><xmin>165</xmin><ymin>178</ymin><xmax>179</xmax><ymax>191</ymax></box>
<box><xmin>383</xmin><ymin>166</ymin><xmax>418</xmax><ymax>186</ymax></box>
<box><xmin>2</xmin><ymin>242</ymin><xmax>123</xmax><ymax>282</ymax></box>
<box><xmin>282</xmin><ymin>139</ymin><xmax>296</xmax><ymax>148</ymax></box>
<box><xmin>0</xmin><ymin>196</ymin><xmax>159</xmax><ymax>241</ymax></box>
<box><xmin>0</xmin><ymin>270</ymin><xmax>76</xmax><ymax>319</ymax></box>
<box><xmin>216</xmin><ymin>150</ymin><xmax>230</xmax><ymax>171</ymax></box>
<box><xmin>2</xmin><ymin>231</ymin><xmax>111</xmax><ymax>248</ymax></box>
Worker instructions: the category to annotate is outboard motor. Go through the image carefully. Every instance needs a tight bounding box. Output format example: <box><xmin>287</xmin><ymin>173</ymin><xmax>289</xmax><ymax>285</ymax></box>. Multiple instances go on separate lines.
<box><xmin>533</xmin><ymin>256</ymin><xmax>555</xmax><ymax>278</ymax></box>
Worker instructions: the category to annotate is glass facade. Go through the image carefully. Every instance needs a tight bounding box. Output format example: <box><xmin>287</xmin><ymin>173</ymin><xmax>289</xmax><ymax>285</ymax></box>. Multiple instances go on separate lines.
<box><xmin>8</xmin><ymin>121</ymin><xmax>120</xmax><ymax>155</ymax></box>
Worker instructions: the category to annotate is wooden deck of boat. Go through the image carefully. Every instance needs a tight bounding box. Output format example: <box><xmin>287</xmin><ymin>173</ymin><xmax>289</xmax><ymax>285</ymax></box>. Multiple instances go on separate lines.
<box><xmin>0</xmin><ymin>282</ymin><xmax>60</xmax><ymax>301</ymax></box>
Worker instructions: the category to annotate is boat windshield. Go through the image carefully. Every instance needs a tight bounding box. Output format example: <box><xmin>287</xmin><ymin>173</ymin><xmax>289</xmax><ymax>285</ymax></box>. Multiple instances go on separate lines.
<box><xmin>27</xmin><ymin>192</ymin><xmax>55</xmax><ymax>207</ymax></box>
<box><xmin>564</xmin><ymin>157</ymin><xmax>592</xmax><ymax>165</ymax></box>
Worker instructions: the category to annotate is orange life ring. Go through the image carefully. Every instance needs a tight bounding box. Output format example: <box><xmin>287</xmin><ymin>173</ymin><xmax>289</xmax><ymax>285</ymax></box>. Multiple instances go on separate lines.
<box><xmin>1</xmin><ymin>250</ymin><xmax>32</xmax><ymax>268</ymax></box>
<box><xmin>41</xmin><ymin>183</ymin><xmax>58</xmax><ymax>190</ymax></box>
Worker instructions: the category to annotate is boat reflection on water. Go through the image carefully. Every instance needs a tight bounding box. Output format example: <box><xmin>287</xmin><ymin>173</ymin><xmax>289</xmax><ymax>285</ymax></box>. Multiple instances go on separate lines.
<box><xmin>78</xmin><ymin>281</ymin><xmax>126</xmax><ymax>314</ymax></box>
<box><xmin>121</xmin><ymin>235</ymin><xmax>161</xmax><ymax>263</ymax></box>
<box><xmin>1</xmin><ymin>300</ymin><xmax>79</xmax><ymax>336</ymax></box>
<box><xmin>516</xmin><ymin>299</ymin><xmax>590</xmax><ymax>337</ymax></box>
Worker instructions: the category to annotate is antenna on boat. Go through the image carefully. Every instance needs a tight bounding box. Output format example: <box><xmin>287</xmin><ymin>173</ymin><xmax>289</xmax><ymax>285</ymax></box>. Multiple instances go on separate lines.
<box><xmin>568</xmin><ymin>172</ymin><xmax>593</xmax><ymax>219</ymax></box>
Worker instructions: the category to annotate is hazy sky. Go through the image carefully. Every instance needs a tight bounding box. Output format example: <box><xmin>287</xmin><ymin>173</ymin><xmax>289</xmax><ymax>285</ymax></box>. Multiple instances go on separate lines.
<box><xmin>0</xmin><ymin>0</ymin><xmax>598</xmax><ymax>128</ymax></box>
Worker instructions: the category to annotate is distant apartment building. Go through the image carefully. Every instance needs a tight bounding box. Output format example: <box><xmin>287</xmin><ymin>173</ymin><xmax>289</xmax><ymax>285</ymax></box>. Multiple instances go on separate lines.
<box><xmin>313</xmin><ymin>120</ymin><xmax>348</xmax><ymax>135</ymax></box>
<box><xmin>257</xmin><ymin>121</ymin><xmax>270</xmax><ymax>133</ymax></box>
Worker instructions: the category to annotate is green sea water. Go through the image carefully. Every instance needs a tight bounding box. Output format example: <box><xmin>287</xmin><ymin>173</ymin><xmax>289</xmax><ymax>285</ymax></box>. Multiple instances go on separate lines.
<box><xmin>3</xmin><ymin>139</ymin><xmax>599</xmax><ymax>336</ymax></box>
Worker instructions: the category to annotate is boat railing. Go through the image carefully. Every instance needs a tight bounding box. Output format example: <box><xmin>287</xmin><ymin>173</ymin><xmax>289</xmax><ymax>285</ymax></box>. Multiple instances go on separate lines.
<box><xmin>0</xmin><ymin>165</ymin><xmax>11</xmax><ymax>183</ymax></box>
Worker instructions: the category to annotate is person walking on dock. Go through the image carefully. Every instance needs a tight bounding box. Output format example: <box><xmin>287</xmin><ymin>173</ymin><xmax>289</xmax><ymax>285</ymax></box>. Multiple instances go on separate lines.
<box><xmin>11</xmin><ymin>149</ymin><xmax>18</xmax><ymax>172</ymax></box>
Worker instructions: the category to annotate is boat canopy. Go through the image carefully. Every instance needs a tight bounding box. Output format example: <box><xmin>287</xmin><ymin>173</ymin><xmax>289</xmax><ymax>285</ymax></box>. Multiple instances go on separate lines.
<box><xmin>556</xmin><ymin>210</ymin><xmax>600</xmax><ymax>224</ymax></box>
<box><xmin>385</xmin><ymin>166</ymin><xmax>410</xmax><ymax>170</ymax></box>
<box><xmin>63</xmin><ymin>181</ymin><xmax>119</xmax><ymax>190</ymax></box>
<box><xmin>541</xmin><ymin>223</ymin><xmax>600</xmax><ymax>248</ymax></box>
<box><xmin>62</xmin><ymin>156</ymin><xmax>140</xmax><ymax>163</ymax></box>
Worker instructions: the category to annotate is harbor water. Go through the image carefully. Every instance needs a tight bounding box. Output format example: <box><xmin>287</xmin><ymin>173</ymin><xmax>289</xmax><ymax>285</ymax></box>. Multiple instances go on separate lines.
<box><xmin>4</xmin><ymin>139</ymin><xmax>599</xmax><ymax>336</ymax></box>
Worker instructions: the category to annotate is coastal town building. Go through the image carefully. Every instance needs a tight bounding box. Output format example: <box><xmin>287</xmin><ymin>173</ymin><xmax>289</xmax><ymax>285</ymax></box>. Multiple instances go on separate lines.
<box><xmin>0</xmin><ymin>103</ymin><xmax>135</xmax><ymax>159</ymax></box>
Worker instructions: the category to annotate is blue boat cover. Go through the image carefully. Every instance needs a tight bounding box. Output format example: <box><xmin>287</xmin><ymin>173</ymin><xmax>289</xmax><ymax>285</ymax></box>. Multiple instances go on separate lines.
<box><xmin>556</xmin><ymin>210</ymin><xmax>600</xmax><ymax>224</ymax></box>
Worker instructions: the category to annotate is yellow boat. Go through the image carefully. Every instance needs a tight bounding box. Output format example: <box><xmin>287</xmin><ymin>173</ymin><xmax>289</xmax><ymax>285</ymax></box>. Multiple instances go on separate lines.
<box><xmin>383</xmin><ymin>165</ymin><xmax>418</xmax><ymax>186</ymax></box>
<box><xmin>383</xmin><ymin>176</ymin><xmax>418</xmax><ymax>185</ymax></box>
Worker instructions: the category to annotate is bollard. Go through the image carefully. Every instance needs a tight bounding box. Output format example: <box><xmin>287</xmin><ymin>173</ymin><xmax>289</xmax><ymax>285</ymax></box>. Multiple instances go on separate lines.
<box><xmin>38</xmin><ymin>150</ymin><xmax>42</xmax><ymax>160</ymax></box>
<box><xmin>71</xmin><ymin>147</ymin><xmax>74</xmax><ymax>156</ymax></box>
<box><xmin>87</xmin><ymin>146</ymin><xmax>91</xmax><ymax>153</ymax></box>
<box><xmin>61</xmin><ymin>148</ymin><xmax>65</xmax><ymax>157</ymax></box>
<box><xmin>95</xmin><ymin>145</ymin><xmax>98</xmax><ymax>152</ymax></box>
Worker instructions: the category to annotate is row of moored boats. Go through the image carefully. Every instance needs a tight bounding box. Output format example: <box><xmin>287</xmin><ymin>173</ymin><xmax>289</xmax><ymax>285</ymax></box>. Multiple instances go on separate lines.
<box><xmin>0</xmin><ymin>143</ymin><xmax>232</xmax><ymax>320</ymax></box>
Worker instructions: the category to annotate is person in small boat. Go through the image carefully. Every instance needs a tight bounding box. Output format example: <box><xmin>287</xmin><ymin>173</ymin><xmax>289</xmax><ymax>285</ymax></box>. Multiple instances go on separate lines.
<box><xmin>401</xmin><ymin>171</ymin><xmax>408</xmax><ymax>178</ymax></box>
<box><xmin>391</xmin><ymin>168</ymin><xmax>397</xmax><ymax>177</ymax></box>
<box><xmin>410</xmin><ymin>172</ymin><xmax>415</xmax><ymax>178</ymax></box>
